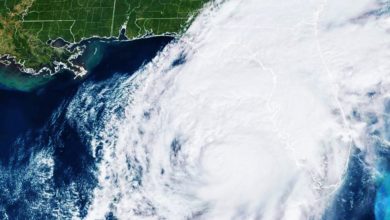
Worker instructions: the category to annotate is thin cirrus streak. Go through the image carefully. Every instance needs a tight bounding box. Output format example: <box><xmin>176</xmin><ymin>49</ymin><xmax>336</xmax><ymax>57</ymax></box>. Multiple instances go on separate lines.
<box><xmin>81</xmin><ymin>0</ymin><xmax>390</xmax><ymax>219</ymax></box>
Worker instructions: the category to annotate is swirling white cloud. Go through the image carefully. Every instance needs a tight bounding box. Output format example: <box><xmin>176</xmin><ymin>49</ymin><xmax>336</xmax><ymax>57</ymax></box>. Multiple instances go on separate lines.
<box><xmin>85</xmin><ymin>0</ymin><xmax>390</xmax><ymax>219</ymax></box>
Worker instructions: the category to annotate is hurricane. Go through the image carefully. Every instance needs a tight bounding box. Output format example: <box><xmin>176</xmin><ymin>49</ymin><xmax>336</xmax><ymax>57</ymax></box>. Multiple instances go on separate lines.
<box><xmin>2</xmin><ymin>0</ymin><xmax>390</xmax><ymax>219</ymax></box>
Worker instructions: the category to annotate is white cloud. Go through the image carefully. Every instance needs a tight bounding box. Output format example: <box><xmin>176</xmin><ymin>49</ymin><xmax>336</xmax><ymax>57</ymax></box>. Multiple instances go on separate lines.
<box><xmin>85</xmin><ymin>0</ymin><xmax>390</xmax><ymax>219</ymax></box>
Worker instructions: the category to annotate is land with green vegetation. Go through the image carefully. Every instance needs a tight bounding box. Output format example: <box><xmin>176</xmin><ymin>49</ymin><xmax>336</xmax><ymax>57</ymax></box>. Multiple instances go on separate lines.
<box><xmin>0</xmin><ymin>0</ymin><xmax>207</xmax><ymax>90</ymax></box>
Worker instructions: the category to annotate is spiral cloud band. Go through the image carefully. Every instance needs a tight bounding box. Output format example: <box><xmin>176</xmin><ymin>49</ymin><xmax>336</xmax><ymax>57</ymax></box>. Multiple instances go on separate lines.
<box><xmin>71</xmin><ymin>0</ymin><xmax>390</xmax><ymax>219</ymax></box>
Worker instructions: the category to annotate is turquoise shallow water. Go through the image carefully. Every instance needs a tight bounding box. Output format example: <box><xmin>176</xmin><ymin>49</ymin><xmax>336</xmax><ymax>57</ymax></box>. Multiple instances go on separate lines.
<box><xmin>0</xmin><ymin>66</ymin><xmax>52</xmax><ymax>92</ymax></box>
<box><xmin>375</xmin><ymin>171</ymin><xmax>390</xmax><ymax>219</ymax></box>
<box><xmin>0</xmin><ymin>36</ymin><xmax>173</xmax><ymax>219</ymax></box>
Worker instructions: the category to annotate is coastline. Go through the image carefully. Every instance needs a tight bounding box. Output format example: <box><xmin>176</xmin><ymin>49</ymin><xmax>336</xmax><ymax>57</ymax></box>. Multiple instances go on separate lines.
<box><xmin>0</xmin><ymin>34</ymin><xmax>173</xmax><ymax>157</ymax></box>
<box><xmin>0</xmin><ymin>32</ymin><xmax>177</xmax><ymax>92</ymax></box>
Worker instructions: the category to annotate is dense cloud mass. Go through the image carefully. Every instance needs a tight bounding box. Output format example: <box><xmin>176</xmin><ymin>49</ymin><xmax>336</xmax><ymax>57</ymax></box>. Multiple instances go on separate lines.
<box><xmin>2</xmin><ymin>0</ymin><xmax>390</xmax><ymax>219</ymax></box>
<box><xmin>79</xmin><ymin>0</ymin><xmax>390</xmax><ymax>219</ymax></box>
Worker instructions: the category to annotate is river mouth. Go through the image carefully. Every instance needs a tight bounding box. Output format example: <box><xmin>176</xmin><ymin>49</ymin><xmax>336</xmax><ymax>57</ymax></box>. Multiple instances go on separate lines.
<box><xmin>0</xmin><ymin>36</ymin><xmax>173</xmax><ymax>92</ymax></box>
<box><xmin>0</xmin><ymin>36</ymin><xmax>172</xmax><ymax>149</ymax></box>
<box><xmin>0</xmin><ymin>36</ymin><xmax>172</xmax><ymax>219</ymax></box>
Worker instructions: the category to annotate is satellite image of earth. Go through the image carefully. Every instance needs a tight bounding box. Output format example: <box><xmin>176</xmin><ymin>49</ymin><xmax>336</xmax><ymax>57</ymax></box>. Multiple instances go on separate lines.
<box><xmin>0</xmin><ymin>0</ymin><xmax>390</xmax><ymax>219</ymax></box>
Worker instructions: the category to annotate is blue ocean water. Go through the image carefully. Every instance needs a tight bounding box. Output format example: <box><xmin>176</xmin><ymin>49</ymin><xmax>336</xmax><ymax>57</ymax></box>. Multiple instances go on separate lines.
<box><xmin>375</xmin><ymin>100</ymin><xmax>390</xmax><ymax>220</ymax></box>
<box><xmin>0</xmin><ymin>35</ymin><xmax>389</xmax><ymax>219</ymax></box>
<box><xmin>0</xmin><ymin>37</ymin><xmax>172</xmax><ymax>219</ymax></box>
<box><xmin>375</xmin><ymin>171</ymin><xmax>390</xmax><ymax>219</ymax></box>
<box><xmin>324</xmin><ymin>147</ymin><xmax>376</xmax><ymax>220</ymax></box>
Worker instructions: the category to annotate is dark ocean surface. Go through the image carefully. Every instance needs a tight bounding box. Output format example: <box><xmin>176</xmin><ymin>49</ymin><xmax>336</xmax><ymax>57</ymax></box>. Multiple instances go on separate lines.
<box><xmin>0</xmin><ymin>35</ymin><xmax>388</xmax><ymax>219</ymax></box>
<box><xmin>0</xmin><ymin>36</ymin><xmax>173</xmax><ymax>219</ymax></box>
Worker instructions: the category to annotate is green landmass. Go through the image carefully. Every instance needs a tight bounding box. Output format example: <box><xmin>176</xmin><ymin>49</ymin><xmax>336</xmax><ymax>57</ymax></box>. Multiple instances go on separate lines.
<box><xmin>0</xmin><ymin>0</ymin><xmax>207</xmax><ymax>90</ymax></box>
